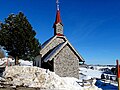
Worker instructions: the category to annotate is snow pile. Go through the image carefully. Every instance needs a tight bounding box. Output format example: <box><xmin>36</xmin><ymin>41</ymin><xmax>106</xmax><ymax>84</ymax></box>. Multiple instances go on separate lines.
<box><xmin>2</xmin><ymin>66</ymin><xmax>77</xmax><ymax>89</ymax></box>
<box><xmin>19</xmin><ymin>59</ymin><xmax>33</xmax><ymax>66</ymax></box>
<box><xmin>0</xmin><ymin>58</ymin><xmax>14</xmax><ymax>66</ymax></box>
<box><xmin>1</xmin><ymin>66</ymin><xmax>101</xmax><ymax>90</ymax></box>
<box><xmin>0</xmin><ymin>58</ymin><xmax>33</xmax><ymax>66</ymax></box>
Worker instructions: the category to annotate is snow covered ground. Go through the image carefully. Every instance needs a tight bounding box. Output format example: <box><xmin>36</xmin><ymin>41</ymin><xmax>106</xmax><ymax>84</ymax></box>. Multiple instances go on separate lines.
<box><xmin>0</xmin><ymin>58</ymin><xmax>118</xmax><ymax>90</ymax></box>
<box><xmin>80</xmin><ymin>65</ymin><xmax>118</xmax><ymax>90</ymax></box>
<box><xmin>79</xmin><ymin>67</ymin><xmax>102</xmax><ymax>80</ymax></box>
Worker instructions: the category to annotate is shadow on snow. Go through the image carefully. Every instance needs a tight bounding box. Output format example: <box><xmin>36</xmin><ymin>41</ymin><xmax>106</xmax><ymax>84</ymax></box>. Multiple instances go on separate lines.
<box><xmin>95</xmin><ymin>80</ymin><xmax>117</xmax><ymax>90</ymax></box>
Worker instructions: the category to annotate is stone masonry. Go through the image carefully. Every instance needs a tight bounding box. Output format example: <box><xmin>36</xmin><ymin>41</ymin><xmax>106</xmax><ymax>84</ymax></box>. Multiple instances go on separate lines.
<box><xmin>54</xmin><ymin>45</ymin><xmax>79</xmax><ymax>79</ymax></box>
<box><xmin>40</xmin><ymin>37</ymin><xmax>65</xmax><ymax>57</ymax></box>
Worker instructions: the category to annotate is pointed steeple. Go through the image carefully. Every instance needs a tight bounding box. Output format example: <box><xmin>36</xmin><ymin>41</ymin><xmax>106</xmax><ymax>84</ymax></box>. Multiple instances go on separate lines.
<box><xmin>54</xmin><ymin>0</ymin><xmax>62</xmax><ymax>24</ymax></box>
<box><xmin>53</xmin><ymin>0</ymin><xmax>63</xmax><ymax>36</ymax></box>
<box><xmin>54</xmin><ymin>10</ymin><xmax>62</xmax><ymax>24</ymax></box>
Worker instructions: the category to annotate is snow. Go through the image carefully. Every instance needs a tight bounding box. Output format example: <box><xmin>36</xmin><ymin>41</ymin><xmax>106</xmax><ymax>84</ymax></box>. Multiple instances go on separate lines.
<box><xmin>19</xmin><ymin>59</ymin><xmax>33</xmax><ymax>66</ymax></box>
<box><xmin>0</xmin><ymin>58</ymin><xmax>118</xmax><ymax>90</ymax></box>
<box><xmin>0</xmin><ymin>66</ymin><xmax>102</xmax><ymax>90</ymax></box>
<box><xmin>0</xmin><ymin>58</ymin><xmax>13</xmax><ymax>66</ymax></box>
<box><xmin>79</xmin><ymin>67</ymin><xmax>103</xmax><ymax>80</ymax></box>
<box><xmin>96</xmin><ymin>80</ymin><xmax>117</xmax><ymax>90</ymax></box>
<box><xmin>44</xmin><ymin>42</ymin><xmax>65</xmax><ymax>62</ymax></box>
<box><xmin>80</xmin><ymin>65</ymin><xmax>118</xmax><ymax>90</ymax></box>
<box><xmin>2</xmin><ymin>66</ymin><xmax>80</xmax><ymax>89</ymax></box>
<box><xmin>0</xmin><ymin>61</ymin><xmax>4</xmax><ymax>65</ymax></box>
<box><xmin>41</xmin><ymin>36</ymin><xmax>54</xmax><ymax>49</ymax></box>
<box><xmin>0</xmin><ymin>58</ymin><xmax>33</xmax><ymax>66</ymax></box>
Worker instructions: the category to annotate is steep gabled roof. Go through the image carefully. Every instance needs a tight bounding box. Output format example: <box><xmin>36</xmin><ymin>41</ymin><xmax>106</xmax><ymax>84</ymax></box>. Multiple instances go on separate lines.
<box><xmin>41</xmin><ymin>36</ymin><xmax>55</xmax><ymax>49</ymax></box>
<box><xmin>44</xmin><ymin>42</ymin><xmax>66</xmax><ymax>62</ymax></box>
<box><xmin>41</xmin><ymin>35</ymin><xmax>65</xmax><ymax>50</ymax></box>
<box><xmin>40</xmin><ymin>35</ymin><xmax>66</xmax><ymax>57</ymax></box>
<box><xmin>43</xmin><ymin>41</ymin><xmax>84</xmax><ymax>62</ymax></box>
<box><xmin>63</xmin><ymin>36</ymin><xmax>84</xmax><ymax>62</ymax></box>
<box><xmin>41</xmin><ymin>35</ymin><xmax>84</xmax><ymax>62</ymax></box>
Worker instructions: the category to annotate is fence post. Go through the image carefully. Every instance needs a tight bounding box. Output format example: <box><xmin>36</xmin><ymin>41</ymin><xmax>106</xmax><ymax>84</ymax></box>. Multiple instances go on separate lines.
<box><xmin>82</xmin><ymin>79</ymin><xmax>84</xmax><ymax>87</ymax></box>
<box><xmin>116</xmin><ymin>60</ymin><xmax>120</xmax><ymax>90</ymax></box>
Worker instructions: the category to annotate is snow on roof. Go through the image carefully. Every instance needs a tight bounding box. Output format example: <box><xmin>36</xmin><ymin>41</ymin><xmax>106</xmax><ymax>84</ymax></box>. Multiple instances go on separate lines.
<box><xmin>41</xmin><ymin>35</ymin><xmax>65</xmax><ymax>51</ymax></box>
<box><xmin>41</xmin><ymin>35</ymin><xmax>84</xmax><ymax>62</ymax></box>
<box><xmin>44</xmin><ymin>42</ymin><xmax>66</xmax><ymax>62</ymax></box>
<box><xmin>41</xmin><ymin>36</ymin><xmax>54</xmax><ymax>49</ymax></box>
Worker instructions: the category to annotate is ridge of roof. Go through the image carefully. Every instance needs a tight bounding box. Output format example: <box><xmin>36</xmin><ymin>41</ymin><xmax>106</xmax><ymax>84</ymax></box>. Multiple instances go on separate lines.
<box><xmin>41</xmin><ymin>36</ymin><xmax>55</xmax><ymax>49</ymax></box>
<box><xmin>63</xmin><ymin>36</ymin><xmax>84</xmax><ymax>61</ymax></box>
<box><xmin>41</xmin><ymin>35</ymin><xmax>65</xmax><ymax>50</ymax></box>
<box><xmin>43</xmin><ymin>40</ymin><xmax>84</xmax><ymax>62</ymax></box>
<box><xmin>41</xmin><ymin>35</ymin><xmax>84</xmax><ymax>62</ymax></box>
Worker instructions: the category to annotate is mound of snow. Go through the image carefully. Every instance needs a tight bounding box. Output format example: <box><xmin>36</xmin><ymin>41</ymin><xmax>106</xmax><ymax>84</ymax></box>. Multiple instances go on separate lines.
<box><xmin>2</xmin><ymin>66</ymin><xmax>79</xmax><ymax>89</ymax></box>
<box><xmin>1</xmin><ymin>66</ymin><xmax>102</xmax><ymax>90</ymax></box>
<box><xmin>0</xmin><ymin>58</ymin><xmax>13</xmax><ymax>66</ymax></box>
<box><xmin>19</xmin><ymin>59</ymin><xmax>33</xmax><ymax>66</ymax></box>
<box><xmin>0</xmin><ymin>58</ymin><xmax>33</xmax><ymax>66</ymax></box>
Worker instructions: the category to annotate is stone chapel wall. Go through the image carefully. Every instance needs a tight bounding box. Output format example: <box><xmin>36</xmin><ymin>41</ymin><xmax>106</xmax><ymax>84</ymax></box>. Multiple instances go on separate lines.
<box><xmin>54</xmin><ymin>45</ymin><xmax>79</xmax><ymax>79</ymax></box>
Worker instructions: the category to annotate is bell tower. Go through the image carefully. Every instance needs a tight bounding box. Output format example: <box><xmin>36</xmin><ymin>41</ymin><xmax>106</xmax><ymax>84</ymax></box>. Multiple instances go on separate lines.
<box><xmin>53</xmin><ymin>0</ymin><xmax>63</xmax><ymax>36</ymax></box>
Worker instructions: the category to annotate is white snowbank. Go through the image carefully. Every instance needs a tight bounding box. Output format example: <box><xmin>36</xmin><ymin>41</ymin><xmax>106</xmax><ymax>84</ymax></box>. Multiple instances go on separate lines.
<box><xmin>3</xmin><ymin>66</ymin><xmax>77</xmax><ymax>89</ymax></box>
<box><xmin>0</xmin><ymin>58</ymin><xmax>13</xmax><ymax>66</ymax></box>
<box><xmin>1</xmin><ymin>66</ymin><xmax>101</xmax><ymax>90</ymax></box>
<box><xmin>19</xmin><ymin>59</ymin><xmax>33</xmax><ymax>66</ymax></box>
<box><xmin>0</xmin><ymin>58</ymin><xmax>33</xmax><ymax>66</ymax></box>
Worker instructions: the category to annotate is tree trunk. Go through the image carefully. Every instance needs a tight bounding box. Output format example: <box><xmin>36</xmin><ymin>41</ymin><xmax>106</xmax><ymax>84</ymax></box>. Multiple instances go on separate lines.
<box><xmin>15</xmin><ymin>56</ymin><xmax>19</xmax><ymax>65</ymax></box>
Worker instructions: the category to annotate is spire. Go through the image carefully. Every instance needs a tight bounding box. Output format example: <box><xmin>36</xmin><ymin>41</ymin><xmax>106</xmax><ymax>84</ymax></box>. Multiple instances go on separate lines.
<box><xmin>54</xmin><ymin>0</ymin><xmax>62</xmax><ymax>24</ymax></box>
<box><xmin>53</xmin><ymin>0</ymin><xmax>63</xmax><ymax>36</ymax></box>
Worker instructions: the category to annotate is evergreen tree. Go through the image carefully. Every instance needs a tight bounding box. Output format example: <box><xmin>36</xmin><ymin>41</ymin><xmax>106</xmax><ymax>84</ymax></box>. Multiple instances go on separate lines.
<box><xmin>0</xmin><ymin>12</ymin><xmax>41</xmax><ymax>64</ymax></box>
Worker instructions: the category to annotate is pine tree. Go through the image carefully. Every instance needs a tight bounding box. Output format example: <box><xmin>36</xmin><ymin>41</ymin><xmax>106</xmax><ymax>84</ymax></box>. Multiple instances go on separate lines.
<box><xmin>0</xmin><ymin>12</ymin><xmax>41</xmax><ymax>64</ymax></box>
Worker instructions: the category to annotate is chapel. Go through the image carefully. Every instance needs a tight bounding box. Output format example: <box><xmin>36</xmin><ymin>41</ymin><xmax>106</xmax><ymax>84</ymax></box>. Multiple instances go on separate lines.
<box><xmin>39</xmin><ymin>0</ymin><xmax>85</xmax><ymax>79</ymax></box>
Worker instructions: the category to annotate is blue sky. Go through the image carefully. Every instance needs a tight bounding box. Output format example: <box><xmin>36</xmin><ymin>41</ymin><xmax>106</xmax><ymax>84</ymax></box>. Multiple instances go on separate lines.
<box><xmin>0</xmin><ymin>0</ymin><xmax>120</xmax><ymax>65</ymax></box>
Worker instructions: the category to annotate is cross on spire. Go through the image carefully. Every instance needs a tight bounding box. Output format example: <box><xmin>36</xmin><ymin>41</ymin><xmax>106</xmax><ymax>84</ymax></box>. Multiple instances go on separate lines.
<box><xmin>54</xmin><ymin>0</ymin><xmax>62</xmax><ymax>24</ymax></box>
<box><xmin>56</xmin><ymin>0</ymin><xmax>59</xmax><ymax>10</ymax></box>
